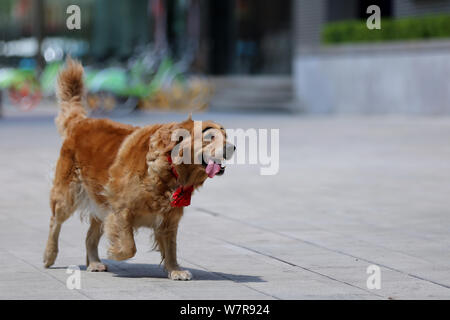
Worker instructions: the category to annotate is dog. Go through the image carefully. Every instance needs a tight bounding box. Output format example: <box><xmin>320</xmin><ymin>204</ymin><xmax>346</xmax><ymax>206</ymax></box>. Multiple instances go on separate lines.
<box><xmin>43</xmin><ymin>59</ymin><xmax>235</xmax><ymax>280</ymax></box>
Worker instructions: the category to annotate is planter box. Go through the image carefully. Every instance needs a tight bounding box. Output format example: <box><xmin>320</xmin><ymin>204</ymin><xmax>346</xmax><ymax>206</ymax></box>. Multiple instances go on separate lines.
<box><xmin>293</xmin><ymin>40</ymin><xmax>450</xmax><ymax>114</ymax></box>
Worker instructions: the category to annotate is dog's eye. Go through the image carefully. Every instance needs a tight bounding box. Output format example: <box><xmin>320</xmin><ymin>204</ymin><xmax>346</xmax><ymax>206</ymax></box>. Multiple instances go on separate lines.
<box><xmin>204</xmin><ymin>132</ymin><xmax>215</xmax><ymax>140</ymax></box>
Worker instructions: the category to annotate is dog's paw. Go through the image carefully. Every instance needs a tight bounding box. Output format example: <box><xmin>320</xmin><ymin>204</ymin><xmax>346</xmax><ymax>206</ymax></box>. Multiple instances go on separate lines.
<box><xmin>169</xmin><ymin>270</ymin><xmax>192</xmax><ymax>281</ymax></box>
<box><xmin>43</xmin><ymin>249</ymin><xmax>58</xmax><ymax>268</ymax></box>
<box><xmin>87</xmin><ymin>262</ymin><xmax>108</xmax><ymax>272</ymax></box>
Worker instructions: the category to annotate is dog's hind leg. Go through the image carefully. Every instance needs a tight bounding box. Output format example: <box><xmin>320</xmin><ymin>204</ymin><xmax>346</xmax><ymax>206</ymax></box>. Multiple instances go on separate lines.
<box><xmin>86</xmin><ymin>217</ymin><xmax>107</xmax><ymax>272</ymax></box>
<box><xmin>43</xmin><ymin>146</ymin><xmax>77</xmax><ymax>268</ymax></box>
<box><xmin>43</xmin><ymin>212</ymin><xmax>62</xmax><ymax>268</ymax></box>
<box><xmin>43</xmin><ymin>186</ymin><xmax>77</xmax><ymax>268</ymax></box>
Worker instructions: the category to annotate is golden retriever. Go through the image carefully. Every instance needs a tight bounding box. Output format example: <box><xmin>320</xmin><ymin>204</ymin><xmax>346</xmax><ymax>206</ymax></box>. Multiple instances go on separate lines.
<box><xmin>43</xmin><ymin>59</ymin><xmax>235</xmax><ymax>280</ymax></box>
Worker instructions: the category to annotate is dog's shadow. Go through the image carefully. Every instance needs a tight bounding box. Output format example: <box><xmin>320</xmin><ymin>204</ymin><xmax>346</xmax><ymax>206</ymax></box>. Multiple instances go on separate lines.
<box><xmin>59</xmin><ymin>260</ymin><xmax>265</xmax><ymax>283</ymax></box>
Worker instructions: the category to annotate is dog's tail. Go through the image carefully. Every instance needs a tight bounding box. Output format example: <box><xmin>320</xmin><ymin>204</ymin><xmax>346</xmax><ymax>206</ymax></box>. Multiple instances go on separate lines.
<box><xmin>55</xmin><ymin>57</ymin><xmax>87</xmax><ymax>137</ymax></box>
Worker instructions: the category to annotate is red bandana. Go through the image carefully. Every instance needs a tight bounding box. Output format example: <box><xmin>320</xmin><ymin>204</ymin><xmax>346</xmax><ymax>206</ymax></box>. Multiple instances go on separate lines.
<box><xmin>167</xmin><ymin>156</ymin><xmax>193</xmax><ymax>207</ymax></box>
<box><xmin>171</xmin><ymin>185</ymin><xmax>194</xmax><ymax>207</ymax></box>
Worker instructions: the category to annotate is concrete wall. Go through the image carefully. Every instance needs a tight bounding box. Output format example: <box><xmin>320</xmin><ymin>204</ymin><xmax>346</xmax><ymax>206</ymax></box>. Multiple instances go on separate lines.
<box><xmin>294</xmin><ymin>41</ymin><xmax>450</xmax><ymax>114</ymax></box>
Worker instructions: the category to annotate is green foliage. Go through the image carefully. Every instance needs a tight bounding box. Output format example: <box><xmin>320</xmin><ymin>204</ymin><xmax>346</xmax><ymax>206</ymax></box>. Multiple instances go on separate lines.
<box><xmin>322</xmin><ymin>15</ymin><xmax>450</xmax><ymax>44</ymax></box>
<box><xmin>0</xmin><ymin>68</ymin><xmax>37</xmax><ymax>90</ymax></box>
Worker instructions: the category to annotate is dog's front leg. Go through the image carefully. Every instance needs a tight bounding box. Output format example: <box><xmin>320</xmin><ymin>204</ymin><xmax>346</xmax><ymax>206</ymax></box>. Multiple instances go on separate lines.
<box><xmin>105</xmin><ymin>209</ymin><xmax>137</xmax><ymax>261</ymax></box>
<box><xmin>162</xmin><ymin>229</ymin><xmax>192</xmax><ymax>280</ymax></box>
<box><xmin>155</xmin><ymin>215</ymin><xmax>192</xmax><ymax>280</ymax></box>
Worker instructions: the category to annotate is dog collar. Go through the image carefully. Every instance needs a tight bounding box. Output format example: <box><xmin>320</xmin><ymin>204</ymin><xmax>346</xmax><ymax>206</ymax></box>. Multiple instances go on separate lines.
<box><xmin>167</xmin><ymin>156</ymin><xmax>193</xmax><ymax>207</ymax></box>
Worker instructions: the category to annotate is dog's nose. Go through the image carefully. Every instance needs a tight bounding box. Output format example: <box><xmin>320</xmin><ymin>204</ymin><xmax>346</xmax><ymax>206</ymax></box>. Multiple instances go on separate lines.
<box><xmin>224</xmin><ymin>143</ymin><xmax>235</xmax><ymax>160</ymax></box>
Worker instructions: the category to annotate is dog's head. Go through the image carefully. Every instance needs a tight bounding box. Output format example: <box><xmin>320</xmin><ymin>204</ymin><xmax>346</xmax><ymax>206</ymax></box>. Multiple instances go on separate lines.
<box><xmin>148</xmin><ymin>116</ymin><xmax>235</xmax><ymax>187</ymax></box>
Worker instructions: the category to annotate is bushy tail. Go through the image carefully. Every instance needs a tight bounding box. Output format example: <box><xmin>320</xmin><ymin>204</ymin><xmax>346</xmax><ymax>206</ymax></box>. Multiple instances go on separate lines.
<box><xmin>55</xmin><ymin>58</ymin><xmax>86</xmax><ymax>137</ymax></box>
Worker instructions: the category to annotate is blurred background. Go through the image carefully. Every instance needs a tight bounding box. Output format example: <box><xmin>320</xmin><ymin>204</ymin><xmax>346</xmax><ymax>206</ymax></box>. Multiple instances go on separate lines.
<box><xmin>0</xmin><ymin>0</ymin><xmax>450</xmax><ymax>116</ymax></box>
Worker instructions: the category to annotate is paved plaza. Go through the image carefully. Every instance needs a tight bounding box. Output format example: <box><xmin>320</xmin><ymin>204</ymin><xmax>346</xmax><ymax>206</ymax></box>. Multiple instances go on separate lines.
<box><xmin>1</xmin><ymin>108</ymin><xmax>450</xmax><ymax>299</ymax></box>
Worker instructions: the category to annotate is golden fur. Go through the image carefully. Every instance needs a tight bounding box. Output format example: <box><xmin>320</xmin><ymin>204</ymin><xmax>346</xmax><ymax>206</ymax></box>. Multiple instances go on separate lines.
<box><xmin>43</xmin><ymin>59</ymin><xmax>233</xmax><ymax>280</ymax></box>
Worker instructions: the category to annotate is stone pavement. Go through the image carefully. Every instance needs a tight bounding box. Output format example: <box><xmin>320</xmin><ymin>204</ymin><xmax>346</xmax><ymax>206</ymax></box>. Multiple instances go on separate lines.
<box><xmin>1</xmin><ymin>108</ymin><xmax>450</xmax><ymax>299</ymax></box>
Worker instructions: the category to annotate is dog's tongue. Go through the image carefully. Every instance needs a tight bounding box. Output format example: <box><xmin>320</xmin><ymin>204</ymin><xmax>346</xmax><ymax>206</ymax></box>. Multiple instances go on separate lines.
<box><xmin>206</xmin><ymin>160</ymin><xmax>221</xmax><ymax>178</ymax></box>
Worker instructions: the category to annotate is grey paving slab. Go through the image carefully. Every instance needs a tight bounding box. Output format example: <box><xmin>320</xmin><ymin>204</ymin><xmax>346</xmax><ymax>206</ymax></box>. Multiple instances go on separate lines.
<box><xmin>1</xmin><ymin>111</ymin><xmax>450</xmax><ymax>299</ymax></box>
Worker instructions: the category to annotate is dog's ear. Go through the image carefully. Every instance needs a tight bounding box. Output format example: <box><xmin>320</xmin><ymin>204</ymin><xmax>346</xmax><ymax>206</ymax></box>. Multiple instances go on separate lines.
<box><xmin>179</xmin><ymin>114</ymin><xmax>194</xmax><ymax>128</ymax></box>
<box><xmin>147</xmin><ymin>125</ymin><xmax>179</xmax><ymax>163</ymax></box>
<box><xmin>155</xmin><ymin>126</ymin><xmax>178</xmax><ymax>153</ymax></box>
<box><xmin>160</xmin><ymin>127</ymin><xmax>178</xmax><ymax>154</ymax></box>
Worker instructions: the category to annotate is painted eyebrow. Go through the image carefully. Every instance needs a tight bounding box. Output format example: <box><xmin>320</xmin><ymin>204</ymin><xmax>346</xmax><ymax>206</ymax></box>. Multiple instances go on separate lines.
<box><xmin>202</xmin><ymin>127</ymin><xmax>213</xmax><ymax>133</ymax></box>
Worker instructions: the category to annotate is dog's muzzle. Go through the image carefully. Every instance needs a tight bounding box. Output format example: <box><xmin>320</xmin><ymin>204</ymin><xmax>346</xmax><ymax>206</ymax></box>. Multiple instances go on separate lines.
<box><xmin>224</xmin><ymin>143</ymin><xmax>236</xmax><ymax>160</ymax></box>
